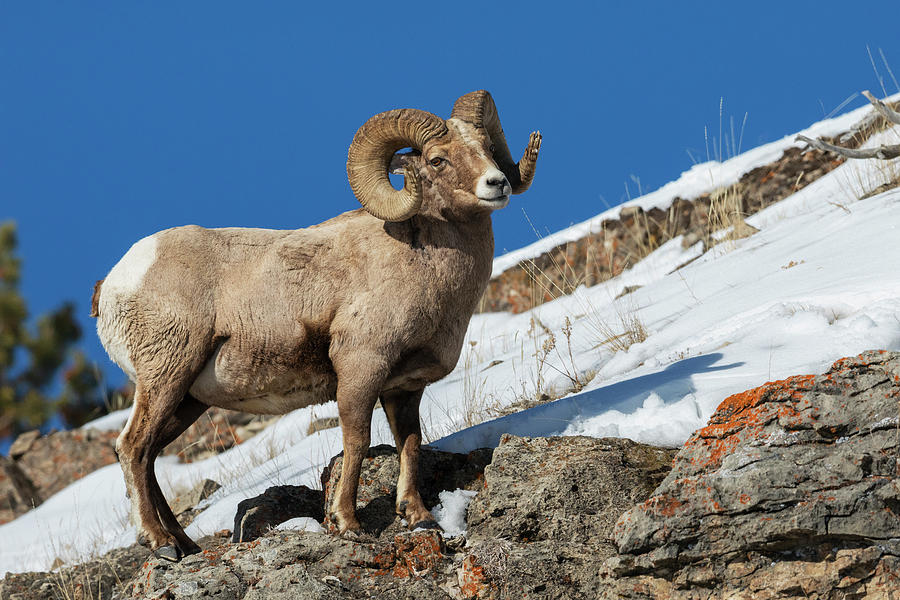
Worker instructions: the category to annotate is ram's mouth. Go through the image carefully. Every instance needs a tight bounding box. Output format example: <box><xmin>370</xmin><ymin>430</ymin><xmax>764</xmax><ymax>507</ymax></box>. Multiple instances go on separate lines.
<box><xmin>478</xmin><ymin>194</ymin><xmax>510</xmax><ymax>209</ymax></box>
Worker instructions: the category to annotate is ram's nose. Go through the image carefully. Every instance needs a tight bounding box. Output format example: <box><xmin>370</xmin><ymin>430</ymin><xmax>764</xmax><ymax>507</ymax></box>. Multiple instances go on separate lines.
<box><xmin>486</xmin><ymin>173</ymin><xmax>508</xmax><ymax>188</ymax></box>
<box><xmin>477</xmin><ymin>168</ymin><xmax>511</xmax><ymax>200</ymax></box>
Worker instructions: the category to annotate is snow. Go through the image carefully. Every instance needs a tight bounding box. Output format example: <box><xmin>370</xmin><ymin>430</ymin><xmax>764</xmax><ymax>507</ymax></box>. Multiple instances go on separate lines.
<box><xmin>80</xmin><ymin>407</ymin><xmax>131</xmax><ymax>432</ymax></box>
<box><xmin>3</xmin><ymin>102</ymin><xmax>900</xmax><ymax>576</ymax></box>
<box><xmin>274</xmin><ymin>517</ymin><xmax>325</xmax><ymax>533</ymax></box>
<box><xmin>430</xmin><ymin>489</ymin><xmax>478</xmax><ymax>537</ymax></box>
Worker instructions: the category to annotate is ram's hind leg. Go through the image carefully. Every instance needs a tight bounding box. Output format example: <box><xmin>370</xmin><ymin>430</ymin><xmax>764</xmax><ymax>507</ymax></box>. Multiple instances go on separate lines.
<box><xmin>147</xmin><ymin>394</ymin><xmax>209</xmax><ymax>560</ymax></box>
<box><xmin>382</xmin><ymin>389</ymin><xmax>439</xmax><ymax>530</ymax></box>
<box><xmin>117</xmin><ymin>382</ymin><xmax>206</xmax><ymax>561</ymax></box>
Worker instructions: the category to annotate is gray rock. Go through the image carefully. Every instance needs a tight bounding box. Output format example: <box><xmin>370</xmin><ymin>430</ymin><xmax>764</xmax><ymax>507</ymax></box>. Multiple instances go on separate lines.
<box><xmin>129</xmin><ymin>529</ymin><xmax>451</xmax><ymax>600</ymax></box>
<box><xmin>170</xmin><ymin>477</ymin><xmax>221</xmax><ymax>522</ymax></box>
<box><xmin>603</xmin><ymin>350</ymin><xmax>900</xmax><ymax>598</ymax></box>
<box><xmin>462</xmin><ymin>435</ymin><xmax>676</xmax><ymax>599</ymax></box>
<box><xmin>232</xmin><ymin>484</ymin><xmax>324</xmax><ymax>543</ymax></box>
<box><xmin>8</xmin><ymin>430</ymin><xmax>41</xmax><ymax>460</ymax></box>
<box><xmin>0</xmin><ymin>455</ymin><xmax>42</xmax><ymax>523</ymax></box>
<box><xmin>0</xmin><ymin>429</ymin><xmax>119</xmax><ymax>523</ymax></box>
<box><xmin>320</xmin><ymin>444</ymin><xmax>493</xmax><ymax>535</ymax></box>
<box><xmin>467</xmin><ymin>435</ymin><xmax>675</xmax><ymax>554</ymax></box>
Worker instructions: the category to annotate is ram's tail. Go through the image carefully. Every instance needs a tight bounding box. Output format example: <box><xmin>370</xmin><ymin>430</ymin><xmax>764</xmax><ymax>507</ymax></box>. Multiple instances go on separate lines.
<box><xmin>90</xmin><ymin>279</ymin><xmax>104</xmax><ymax>318</ymax></box>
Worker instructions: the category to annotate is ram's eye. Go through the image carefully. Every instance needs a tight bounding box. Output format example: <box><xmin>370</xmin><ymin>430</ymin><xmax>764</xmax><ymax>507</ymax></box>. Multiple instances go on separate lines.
<box><xmin>430</xmin><ymin>157</ymin><xmax>444</xmax><ymax>167</ymax></box>
<box><xmin>490</xmin><ymin>144</ymin><xmax>496</xmax><ymax>153</ymax></box>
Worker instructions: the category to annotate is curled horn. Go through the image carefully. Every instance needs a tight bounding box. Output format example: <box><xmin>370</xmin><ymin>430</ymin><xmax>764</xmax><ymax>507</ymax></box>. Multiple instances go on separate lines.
<box><xmin>451</xmin><ymin>90</ymin><xmax>541</xmax><ymax>194</ymax></box>
<box><xmin>347</xmin><ymin>109</ymin><xmax>448</xmax><ymax>221</ymax></box>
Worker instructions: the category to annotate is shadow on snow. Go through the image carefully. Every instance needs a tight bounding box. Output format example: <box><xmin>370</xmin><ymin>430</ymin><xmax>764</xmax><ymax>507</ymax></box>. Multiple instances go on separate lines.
<box><xmin>431</xmin><ymin>353</ymin><xmax>742</xmax><ymax>453</ymax></box>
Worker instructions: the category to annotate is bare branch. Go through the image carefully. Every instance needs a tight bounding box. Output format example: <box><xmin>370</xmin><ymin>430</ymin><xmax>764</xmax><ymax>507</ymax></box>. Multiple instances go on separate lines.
<box><xmin>796</xmin><ymin>134</ymin><xmax>900</xmax><ymax>160</ymax></box>
<box><xmin>861</xmin><ymin>90</ymin><xmax>900</xmax><ymax>126</ymax></box>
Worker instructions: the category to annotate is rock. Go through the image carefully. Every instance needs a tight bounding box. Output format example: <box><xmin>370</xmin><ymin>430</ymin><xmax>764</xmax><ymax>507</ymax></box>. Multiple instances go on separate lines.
<box><xmin>233</xmin><ymin>485</ymin><xmax>325</xmax><ymax>543</ymax></box>
<box><xmin>468</xmin><ymin>435</ymin><xmax>675</xmax><ymax>552</ymax></box>
<box><xmin>170</xmin><ymin>478</ymin><xmax>222</xmax><ymax>526</ymax></box>
<box><xmin>602</xmin><ymin>350</ymin><xmax>900</xmax><ymax>598</ymax></box>
<box><xmin>0</xmin><ymin>429</ymin><xmax>118</xmax><ymax>523</ymax></box>
<box><xmin>8</xmin><ymin>430</ymin><xmax>41</xmax><ymax>460</ymax></box>
<box><xmin>0</xmin><ymin>455</ymin><xmax>42</xmax><ymax>524</ymax></box>
<box><xmin>0</xmin><ymin>543</ymin><xmax>150</xmax><ymax>600</ymax></box>
<box><xmin>130</xmin><ymin>529</ymin><xmax>453</xmax><ymax>600</ymax></box>
<box><xmin>321</xmin><ymin>444</ymin><xmax>493</xmax><ymax>535</ymax></box>
<box><xmin>463</xmin><ymin>435</ymin><xmax>676</xmax><ymax>599</ymax></box>
<box><xmin>10</xmin><ymin>434</ymin><xmax>672</xmax><ymax>598</ymax></box>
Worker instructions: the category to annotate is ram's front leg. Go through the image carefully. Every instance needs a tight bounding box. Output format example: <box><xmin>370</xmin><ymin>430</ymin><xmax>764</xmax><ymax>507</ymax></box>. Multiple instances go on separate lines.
<box><xmin>330</xmin><ymin>356</ymin><xmax>383</xmax><ymax>535</ymax></box>
<box><xmin>382</xmin><ymin>388</ymin><xmax>439</xmax><ymax>530</ymax></box>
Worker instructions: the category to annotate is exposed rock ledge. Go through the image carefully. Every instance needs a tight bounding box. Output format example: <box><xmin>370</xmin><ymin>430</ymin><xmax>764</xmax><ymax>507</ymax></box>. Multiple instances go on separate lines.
<box><xmin>2</xmin><ymin>351</ymin><xmax>898</xmax><ymax>599</ymax></box>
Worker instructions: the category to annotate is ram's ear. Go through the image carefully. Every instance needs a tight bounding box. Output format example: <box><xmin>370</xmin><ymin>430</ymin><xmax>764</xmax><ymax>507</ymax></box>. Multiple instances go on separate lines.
<box><xmin>389</xmin><ymin>150</ymin><xmax>421</xmax><ymax>175</ymax></box>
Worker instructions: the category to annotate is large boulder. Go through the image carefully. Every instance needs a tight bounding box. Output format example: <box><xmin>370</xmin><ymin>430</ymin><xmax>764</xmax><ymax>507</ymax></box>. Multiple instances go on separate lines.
<box><xmin>467</xmin><ymin>435</ymin><xmax>675</xmax><ymax>550</ymax></box>
<box><xmin>602</xmin><ymin>350</ymin><xmax>900</xmax><ymax>598</ymax></box>
<box><xmin>320</xmin><ymin>444</ymin><xmax>493</xmax><ymax>536</ymax></box>
<box><xmin>461</xmin><ymin>435</ymin><xmax>677</xmax><ymax>599</ymax></box>
<box><xmin>232</xmin><ymin>484</ymin><xmax>324</xmax><ymax>543</ymax></box>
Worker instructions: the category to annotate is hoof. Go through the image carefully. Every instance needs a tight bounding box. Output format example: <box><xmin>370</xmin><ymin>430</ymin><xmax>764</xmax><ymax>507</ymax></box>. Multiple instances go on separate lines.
<box><xmin>410</xmin><ymin>519</ymin><xmax>442</xmax><ymax>531</ymax></box>
<box><xmin>155</xmin><ymin>545</ymin><xmax>182</xmax><ymax>562</ymax></box>
<box><xmin>339</xmin><ymin>528</ymin><xmax>372</xmax><ymax>542</ymax></box>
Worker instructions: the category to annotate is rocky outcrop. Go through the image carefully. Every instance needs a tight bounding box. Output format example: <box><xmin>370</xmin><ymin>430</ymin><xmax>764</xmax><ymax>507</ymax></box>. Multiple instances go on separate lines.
<box><xmin>5</xmin><ymin>352</ymin><xmax>898</xmax><ymax>599</ymax></box>
<box><xmin>601</xmin><ymin>350</ymin><xmax>900</xmax><ymax>598</ymax></box>
<box><xmin>0</xmin><ymin>428</ymin><xmax>119</xmax><ymax>524</ymax></box>
<box><xmin>118</xmin><ymin>435</ymin><xmax>675</xmax><ymax>600</ymax></box>
<box><xmin>461</xmin><ymin>435</ymin><xmax>677</xmax><ymax>599</ymax></box>
<box><xmin>0</xmin><ymin>456</ymin><xmax>42</xmax><ymax>525</ymax></box>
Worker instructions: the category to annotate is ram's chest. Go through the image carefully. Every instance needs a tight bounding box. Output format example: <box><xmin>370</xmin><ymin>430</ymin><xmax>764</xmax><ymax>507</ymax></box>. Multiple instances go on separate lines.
<box><xmin>381</xmin><ymin>289</ymin><xmax>481</xmax><ymax>393</ymax></box>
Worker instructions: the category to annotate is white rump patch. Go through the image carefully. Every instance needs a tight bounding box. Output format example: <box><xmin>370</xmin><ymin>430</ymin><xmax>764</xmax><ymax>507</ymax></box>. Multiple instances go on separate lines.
<box><xmin>103</xmin><ymin>235</ymin><xmax>158</xmax><ymax>298</ymax></box>
<box><xmin>96</xmin><ymin>234</ymin><xmax>158</xmax><ymax>380</ymax></box>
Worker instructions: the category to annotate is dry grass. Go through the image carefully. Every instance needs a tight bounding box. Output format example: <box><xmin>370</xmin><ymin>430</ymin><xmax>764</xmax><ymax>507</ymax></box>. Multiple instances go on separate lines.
<box><xmin>460</xmin><ymin>341</ymin><xmax>499</xmax><ymax>429</ymax></box>
<box><xmin>704</xmin><ymin>182</ymin><xmax>755</xmax><ymax>252</ymax></box>
<box><xmin>585</xmin><ymin>296</ymin><xmax>648</xmax><ymax>353</ymax></box>
<box><xmin>50</xmin><ymin>553</ymin><xmax>129</xmax><ymax>600</ymax></box>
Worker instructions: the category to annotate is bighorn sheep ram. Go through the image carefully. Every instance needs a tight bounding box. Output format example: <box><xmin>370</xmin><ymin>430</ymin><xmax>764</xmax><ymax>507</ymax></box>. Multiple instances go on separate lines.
<box><xmin>93</xmin><ymin>90</ymin><xmax>541</xmax><ymax>560</ymax></box>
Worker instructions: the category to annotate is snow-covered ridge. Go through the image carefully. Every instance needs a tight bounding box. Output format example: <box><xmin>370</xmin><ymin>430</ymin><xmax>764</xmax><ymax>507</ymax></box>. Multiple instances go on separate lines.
<box><xmin>491</xmin><ymin>97</ymin><xmax>896</xmax><ymax>278</ymax></box>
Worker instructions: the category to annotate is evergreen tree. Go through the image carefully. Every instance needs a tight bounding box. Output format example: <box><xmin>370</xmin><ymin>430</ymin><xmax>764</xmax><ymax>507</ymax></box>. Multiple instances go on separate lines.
<box><xmin>0</xmin><ymin>221</ymin><xmax>122</xmax><ymax>438</ymax></box>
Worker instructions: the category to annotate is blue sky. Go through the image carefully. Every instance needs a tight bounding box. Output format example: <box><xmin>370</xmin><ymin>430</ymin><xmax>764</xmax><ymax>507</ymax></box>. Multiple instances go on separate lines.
<box><xmin>2</xmin><ymin>2</ymin><xmax>898</xmax><ymax>389</ymax></box>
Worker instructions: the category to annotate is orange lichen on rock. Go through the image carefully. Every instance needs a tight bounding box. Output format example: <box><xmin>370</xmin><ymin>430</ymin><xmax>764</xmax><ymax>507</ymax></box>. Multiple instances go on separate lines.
<box><xmin>640</xmin><ymin>494</ymin><xmax>685</xmax><ymax>518</ymax></box>
<box><xmin>686</xmin><ymin>374</ymin><xmax>816</xmax><ymax>468</ymax></box>
<box><xmin>393</xmin><ymin>531</ymin><xmax>444</xmax><ymax>576</ymax></box>
<box><xmin>458</xmin><ymin>554</ymin><xmax>493</xmax><ymax>599</ymax></box>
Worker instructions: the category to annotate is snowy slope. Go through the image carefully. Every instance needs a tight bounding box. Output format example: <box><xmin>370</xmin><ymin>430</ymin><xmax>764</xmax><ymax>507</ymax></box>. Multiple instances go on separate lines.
<box><xmin>1</xmin><ymin>104</ymin><xmax>898</xmax><ymax>576</ymax></box>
